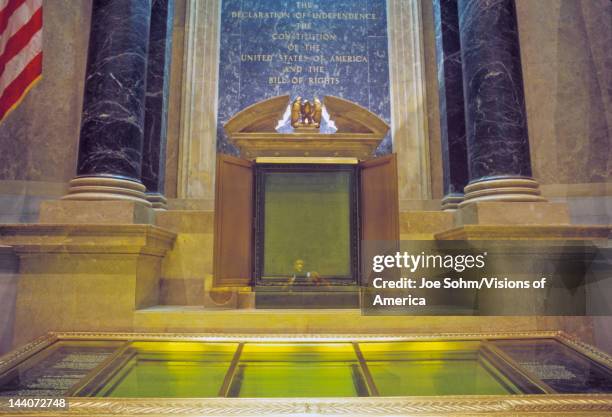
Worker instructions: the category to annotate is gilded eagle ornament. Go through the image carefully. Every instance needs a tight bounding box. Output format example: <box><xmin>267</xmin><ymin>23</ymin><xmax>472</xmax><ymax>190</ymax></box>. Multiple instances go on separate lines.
<box><xmin>290</xmin><ymin>96</ymin><xmax>322</xmax><ymax>130</ymax></box>
<box><xmin>301</xmin><ymin>99</ymin><xmax>314</xmax><ymax>125</ymax></box>
<box><xmin>290</xmin><ymin>96</ymin><xmax>302</xmax><ymax>128</ymax></box>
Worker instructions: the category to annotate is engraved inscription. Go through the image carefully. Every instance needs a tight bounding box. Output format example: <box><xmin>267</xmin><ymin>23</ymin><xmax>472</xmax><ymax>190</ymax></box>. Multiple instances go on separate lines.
<box><xmin>217</xmin><ymin>0</ymin><xmax>391</xmax><ymax>154</ymax></box>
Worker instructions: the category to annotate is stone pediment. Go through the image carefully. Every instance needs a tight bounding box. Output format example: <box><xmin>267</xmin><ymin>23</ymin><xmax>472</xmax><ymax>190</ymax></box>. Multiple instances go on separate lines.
<box><xmin>224</xmin><ymin>95</ymin><xmax>389</xmax><ymax>159</ymax></box>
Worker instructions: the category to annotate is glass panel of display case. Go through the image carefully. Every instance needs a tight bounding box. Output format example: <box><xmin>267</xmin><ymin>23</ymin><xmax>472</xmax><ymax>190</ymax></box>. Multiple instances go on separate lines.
<box><xmin>0</xmin><ymin>341</ymin><xmax>123</xmax><ymax>397</ymax></box>
<box><xmin>359</xmin><ymin>341</ymin><xmax>524</xmax><ymax>395</ymax></box>
<box><xmin>492</xmin><ymin>338</ymin><xmax>612</xmax><ymax>393</ymax></box>
<box><xmin>229</xmin><ymin>343</ymin><xmax>366</xmax><ymax>397</ymax></box>
<box><xmin>3</xmin><ymin>338</ymin><xmax>611</xmax><ymax>398</ymax></box>
<box><xmin>260</xmin><ymin>170</ymin><xmax>353</xmax><ymax>282</ymax></box>
<box><xmin>89</xmin><ymin>342</ymin><xmax>238</xmax><ymax>398</ymax></box>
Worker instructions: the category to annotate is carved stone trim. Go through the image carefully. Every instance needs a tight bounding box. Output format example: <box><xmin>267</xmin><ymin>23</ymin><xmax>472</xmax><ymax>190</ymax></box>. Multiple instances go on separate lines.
<box><xmin>177</xmin><ymin>0</ymin><xmax>221</xmax><ymax>200</ymax></box>
<box><xmin>0</xmin><ymin>224</ymin><xmax>177</xmax><ymax>256</ymax></box>
<box><xmin>2</xmin><ymin>396</ymin><xmax>606</xmax><ymax>416</ymax></box>
<box><xmin>461</xmin><ymin>177</ymin><xmax>546</xmax><ymax>206</ymax></box>
<box><xmin>388</xmin><ymin>0</ymin><xmax>431</xmax><ymax>202</ymax></box>
<box><xmin>63</xmin><ymin>177</ymin><xmax>151</xmax><ymax>206</ymax></box>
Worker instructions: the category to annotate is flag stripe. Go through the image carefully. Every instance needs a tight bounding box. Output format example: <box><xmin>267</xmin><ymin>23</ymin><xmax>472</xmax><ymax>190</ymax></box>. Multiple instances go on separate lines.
<box><xmin>0</xmin><ymin>0</ymin><xmax>41</xmax><ymax>124</ymax></box>
<box><xmin>0</xmin><ymin>6</ymin><xmax>40</xmax><ymax>72</ymax></box>
<box><xmin>0</xmin><ymin>28</ymin><xmax>40</xmax><ymax>92</ymax></box>
<box><xmin>0</xmin><ymin>50</ymin><xmax>41</xmax><ymax>120</ymax></box>
<box><xmin>0</xmin><ymin>0</ymin><xmax>25</xmax><ymax>33</ymax></box>
<box><xmin>0</xmin><ymin>0</ymin><xmax>40</xmax><ymax>55</ymax></box>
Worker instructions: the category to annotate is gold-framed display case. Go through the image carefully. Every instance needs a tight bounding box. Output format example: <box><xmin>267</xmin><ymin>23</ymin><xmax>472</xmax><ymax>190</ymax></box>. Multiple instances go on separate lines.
<box><xmin>1</xmin><ymin>331</ymin><xmax>611</xmax><ymax>416</ymax></box>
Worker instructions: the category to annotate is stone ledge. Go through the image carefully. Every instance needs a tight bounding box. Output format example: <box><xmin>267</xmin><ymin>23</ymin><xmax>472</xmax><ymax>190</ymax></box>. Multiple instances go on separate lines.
<box><xmin>454</xmin><ymin>201</ymin><xmax>570</xmax><ymax>226</ymax></box>
<box><xmin>400</xmin><ymin>211</ymin><xmax>454</xmax><ymax>236</ymax></box>
<box><xmin>435</xmin><ymin>225</ymin><xmax>611</xmax><ymax>240</ymax></box>
<box><xmin>540</xmin><ymin>182</ymin><xmax>612</xmax><ymax>198</ymax></box>
<box><xmin>39</xmin><ymin>200</ymin><xmax>155</xmax><ymax>224</ymax></box>
<box><xmin>0</xmin><ymin>224</ymin><xmax>176</xmax><ymax>256</ymax></box>
<box><xmin>131</xmin><ymin>307</ymin><xmax>586</xmax><ymax>337</ymax></box>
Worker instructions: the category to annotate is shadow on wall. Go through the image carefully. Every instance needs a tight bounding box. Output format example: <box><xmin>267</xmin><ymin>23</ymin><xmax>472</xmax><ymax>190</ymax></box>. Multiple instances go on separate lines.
<box><xmin>0</xmin><ymin>247</ymin><xmax>18</xmax><ymax>355</ymax></box>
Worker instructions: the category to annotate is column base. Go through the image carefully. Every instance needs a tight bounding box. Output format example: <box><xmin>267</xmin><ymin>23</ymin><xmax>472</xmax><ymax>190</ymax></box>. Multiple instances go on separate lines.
<box><xmin>62</xmin><ymin>176</ymin><xmax>152</xmax><ymax>207</ymax></box>
<box><xmin>146</xmin><ymin>192</ymin><xmax>168</xmax><ymax>210</ymax></box>
<box><xmin>441</xmin><ymin>193</ymin><xmax>464</xmax><ymax>211</ymax></box>
<box><xmin>459</xmin><ymin>176</ymin><xmax>546</xmax><ymax>207</ymax></box>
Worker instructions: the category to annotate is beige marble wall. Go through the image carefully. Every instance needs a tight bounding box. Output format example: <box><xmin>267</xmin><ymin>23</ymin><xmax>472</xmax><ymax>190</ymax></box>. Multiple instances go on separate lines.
<box><xmin>0</xmin><ymin>180</ymin><xmax>67</xmax><ymax>223</ymax></box>
<box><xmin>420</xmin><ymin>0</ymin><xmax>443</xmax><ymax>201</ymax></box>
<box><xmin>13</xmin><ymin>253</ymin><xmax>141</xmax><ymax>346</ymax></box>
<box><xmin>164</xmin><ymin>0</ymin><xmax>187</xmax><ymax>199</ymax></box>
<box><xmin>0</xmin><ymin>0</ymin><xmax>91</xmax><ymax>181</ymax></box>
<box><xmin>387</xmin><ymin>0</ymin><xmax>432</xmax><ymax>206</ymax></box>
<box><xmin>517</xmin><ymin>0</ymin><xmax>611</xmax><ymax>186</ymax></box>
<box><xmin>174</xmin><ymin>0</ymin><xmax>220</xmax><ymax>207</ymax></box>
<box><xmin>156</xmin><ymin>210</ymin><xmax>214</xmax><ymax>305</ymax></box>
<box><xmin>0</xmin><ymin>0</ymin><xmax>92</xmax><ymax>220</ymax></box>
<box><xmin>1</xmin><ymin>224</ymin><xmax>176</xmax><ymax>347</ymax></box>
<box><xmin>0</xmin><ymin>246</ymin><xmax>18</xmax><ymax>355</ymax></box>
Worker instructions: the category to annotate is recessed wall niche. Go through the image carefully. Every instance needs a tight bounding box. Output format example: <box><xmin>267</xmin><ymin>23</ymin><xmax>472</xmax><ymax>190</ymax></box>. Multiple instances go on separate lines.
<box><xmin>177</xmin><ymin>0</ymin><xmax>430</xmax><ymax>205</ymax></box>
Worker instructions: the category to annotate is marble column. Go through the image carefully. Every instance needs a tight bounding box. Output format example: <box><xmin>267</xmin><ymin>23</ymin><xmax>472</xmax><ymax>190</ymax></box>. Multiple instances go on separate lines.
<box><xmin>63</xmin><ymin>0</ymin><xmax>153</xmax><ymax>206</ymax></box>
<box><xmin>457</xmin><ymin>0</ymin><xmax>545</xmax><ymax>205</ymax></box>
<box><xmin>433</xmin><ymin>0</ymin><xmax>469</xmax><ymax>210</ymax></box>
<box><xmin>142</xmin><ymin>0</ymin><xmax>174</xmax><ymax>210</ymax></box>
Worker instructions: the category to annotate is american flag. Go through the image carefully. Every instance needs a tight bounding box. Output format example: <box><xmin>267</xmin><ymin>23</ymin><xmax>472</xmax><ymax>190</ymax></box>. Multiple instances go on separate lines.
<box><xmin>0</xmin><ymin>0</ymin><xmax>42</xmax><ymax>123</ymax></box>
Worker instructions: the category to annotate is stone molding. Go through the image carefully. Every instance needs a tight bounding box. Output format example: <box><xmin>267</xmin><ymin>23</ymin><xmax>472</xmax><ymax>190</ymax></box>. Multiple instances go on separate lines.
<box><xmin>177</xmin><ymin>0</ymin><xmax>221</xmax><ymax>200</ymax></box>
<box><xmin>63</xmin><ymin>177</ymin><xmax>152</xmax><ymax>206</ymax></box>
<box><xmin>0</xmin><ymin>224</ymin><xmax>176</xmax><ymax>257</ymax></box>
<box><xmin>388</xmin><ymin>0</ymin><xmax>431</xmax><ymax>201</ymax></box>
<box><xmin>435</xmin><ymin>224</ymin><xmax>612</xmax><ymax>240</ymax></box>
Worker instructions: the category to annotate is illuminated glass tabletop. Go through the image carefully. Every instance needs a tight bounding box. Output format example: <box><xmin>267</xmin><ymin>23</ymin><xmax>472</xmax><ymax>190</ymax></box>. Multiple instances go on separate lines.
<box><xmin>1</xmin><ymin>338</ymin><xmax>611</xmax><ymax>398</ymax></box>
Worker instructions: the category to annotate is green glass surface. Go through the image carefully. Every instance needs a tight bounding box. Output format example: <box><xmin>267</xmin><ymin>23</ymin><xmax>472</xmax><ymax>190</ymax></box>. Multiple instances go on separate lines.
<box><xmin>367</xmin><ymin>360</ymin><xmax>514</xmax><ymax>396</ymax></box>
<box><xmin>10</xmin><ymin>339</ymin><xmax>611</xmax><ymax>398</ymax></box>
<box><xmin>104</xmin><ymin>360</ymin><xmax>229</xmax><ymax>398</ymax></box>
<box><xmin>95</xmin><ymin>342</ymin><xmax>237</xmax><ymax>398</ymax></box>
<box><xmin>360</xmin><ymin>341</ymin><xmax>520</xmax><ymax>396</ymax></box>
<box><xmin>230</xmin><ymin>363</ymin><xmax>364</xmax><ymax>397</ymax></box>
<box><xmin>230</xmin><ymin>343</ymin><xmax>366</xmax><ymax>397</ymax></box>
<box><xmin>262</xmin><ymin>172</ymin><xmax>351</xmax><ymax>278</ymax></box>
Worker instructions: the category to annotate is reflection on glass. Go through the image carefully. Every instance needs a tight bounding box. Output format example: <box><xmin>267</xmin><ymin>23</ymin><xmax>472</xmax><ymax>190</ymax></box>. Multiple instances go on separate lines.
<box><xmin>228</xmin><ymin>343</ymin><xmax>366</xmax><ymax>397</ymax></box>
<box><xmin>93</xmin><ymin>342</ymin><xmax>238</xmax><ymax>398</ymax></box>
<box><xmin>262</xmin><ymin>172</ymin><xmax>351</xmax><ymax>281</ymax></box>
<box><xmin>0</xmin><ymin>341</ymin><xmax>121</xmax><ymax>397</ymax></box>
<box><xmin>360</xmin><ymin>341</ymin><xmax>522</xmax><ymax>396</ymax></box>
<box><xmin>493</xmin><ymin>339</ymin><xmax>612</xmax><ymax>393</ymax></box>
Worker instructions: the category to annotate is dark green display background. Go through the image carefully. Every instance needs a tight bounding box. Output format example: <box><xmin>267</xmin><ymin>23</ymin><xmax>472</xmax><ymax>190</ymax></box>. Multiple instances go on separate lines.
<box><xmin>262</xmin><ymin>172</ymin><xmax>351</xmax><ymax>278</ymax></box>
